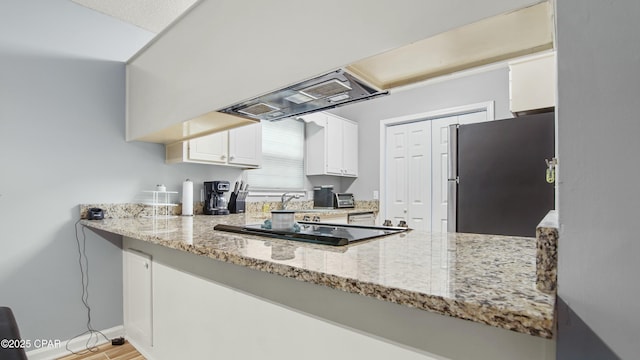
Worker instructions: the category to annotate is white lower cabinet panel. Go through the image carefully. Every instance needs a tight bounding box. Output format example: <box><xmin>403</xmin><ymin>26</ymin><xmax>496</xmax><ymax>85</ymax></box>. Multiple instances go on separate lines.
<box><xmin>123</xmin><ymin>249</ymin><xmax>153</xmax><ymax>353</ymax></box>
<box><xmin>124</xmin><ymin>237</ymin><xmax>554</xmax><ymax>360</ymax></box>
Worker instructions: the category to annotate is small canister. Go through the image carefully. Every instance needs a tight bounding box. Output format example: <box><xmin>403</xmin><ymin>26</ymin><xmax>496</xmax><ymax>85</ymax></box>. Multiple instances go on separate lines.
<box><xmin>271</xmin><ymin>210</ymin><xmax>295</xmax><ymax>230</ymax></box>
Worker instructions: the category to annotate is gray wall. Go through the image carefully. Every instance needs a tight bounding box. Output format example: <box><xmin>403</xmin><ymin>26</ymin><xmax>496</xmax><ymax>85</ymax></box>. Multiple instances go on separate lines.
<box><xmin>0</xmin><ymin>3</ymin><xmax>244</xmax><ymax>346</ymax></box>
<box><xmin>556</xmin><ymin>1</ymin><xmax>640</xmax><ymax>359</ymax></box>
<box><xmin>334</xmin><ymin>67</ymin><xmax>512</xmax><ymax>200</ymax></box>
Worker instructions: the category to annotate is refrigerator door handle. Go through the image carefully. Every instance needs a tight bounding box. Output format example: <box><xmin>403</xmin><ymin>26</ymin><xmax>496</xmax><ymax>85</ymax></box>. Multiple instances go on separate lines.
<box><xmin>448</xmin><ymin>124</ymin><xmax>458</xmax><ymax>180</ymax></box>
<box><xmin>447</xmin><ymin>180</ymin><xmax>457</xmax><ymax>232</ymax></box>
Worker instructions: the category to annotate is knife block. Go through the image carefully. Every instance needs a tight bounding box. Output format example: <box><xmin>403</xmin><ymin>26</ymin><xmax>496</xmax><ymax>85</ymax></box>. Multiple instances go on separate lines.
<box><xmin>235</xmin><ymin>199</ymin><xmax>245</xmax><ymax>213</ymax></box>
<box><xmin>229</xmin><ymin>191</ymin><xmax>249</xmax><ymax>214</ymax></box>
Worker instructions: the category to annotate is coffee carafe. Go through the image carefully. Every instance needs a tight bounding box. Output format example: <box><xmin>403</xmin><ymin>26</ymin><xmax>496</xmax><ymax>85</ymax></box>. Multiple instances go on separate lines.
<box><xmin>204</xmin><ymin>181</ymin><xmax>230</xmax><ymax>215</ymax></box>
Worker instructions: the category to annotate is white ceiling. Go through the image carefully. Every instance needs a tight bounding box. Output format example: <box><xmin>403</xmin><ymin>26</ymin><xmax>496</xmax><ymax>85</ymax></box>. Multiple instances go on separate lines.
<box><xmin>0</xmin><ymin>0</ymin><xmax>156</xmax><ymax>61</ymax></box>
<box><xmin>70</xmin><ymin>0</ymin><xmax>198</xmax><ymax>33</ymax></box>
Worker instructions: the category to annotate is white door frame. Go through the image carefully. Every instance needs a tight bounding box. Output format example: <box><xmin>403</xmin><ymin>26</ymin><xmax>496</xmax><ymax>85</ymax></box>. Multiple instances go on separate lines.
<box><xmin>378</xmin><ymin>101</ymin><xmax>495</xmax><ymax>223</ymax></box>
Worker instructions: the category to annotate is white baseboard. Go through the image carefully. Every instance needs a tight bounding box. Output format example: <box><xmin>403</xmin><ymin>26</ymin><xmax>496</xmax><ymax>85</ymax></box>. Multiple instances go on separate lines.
<box><xmin>26</xmin><ymin>325</ymin><xmax>124</xmax><ymax>360</ymax></box>
<box><xmin>125</xmin><ymin>336</ymin><xmax>156</xmax><ymax>360</ymax></box>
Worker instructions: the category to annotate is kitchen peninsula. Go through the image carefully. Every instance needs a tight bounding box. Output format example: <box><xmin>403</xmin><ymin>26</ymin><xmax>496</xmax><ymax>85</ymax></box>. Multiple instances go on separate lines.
<box><xmin>80</xmin><ymin>205</ymin><xmax>556</xmax><ymax>360</ymax></box>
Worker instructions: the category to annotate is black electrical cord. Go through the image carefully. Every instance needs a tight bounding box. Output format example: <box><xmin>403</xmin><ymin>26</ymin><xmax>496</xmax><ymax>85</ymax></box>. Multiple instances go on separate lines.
<box><xmin>65</xmin><ymin>219</ymin><xmax>110</xmax><ymax>355</ymax></box>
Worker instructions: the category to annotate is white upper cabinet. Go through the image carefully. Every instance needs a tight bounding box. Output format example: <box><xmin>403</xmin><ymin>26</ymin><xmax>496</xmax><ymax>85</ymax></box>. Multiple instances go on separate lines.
<box><xmin>126</xmin><ymin>0</ymin><xmax>541</xmax><ymax>143</ymax></box>
<box><xmin>509</xmin><ymin>52</ymin><xmax>556</xmax><ymax>114</ymax></box>
<box><xmin>304</xmin><ymin>112</ymin><xmax>358</xmax><ymax>177</ymax></box>
<box><xmin>166</xmin><ymin>122</ymin><xmax>262</xmax><ymax>168</ymax></box>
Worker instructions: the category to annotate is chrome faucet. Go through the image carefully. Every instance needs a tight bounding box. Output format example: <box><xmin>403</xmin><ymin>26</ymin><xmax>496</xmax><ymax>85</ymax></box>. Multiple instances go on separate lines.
<box><xmin>281</xmin><ymin>192</ymin><xmax>302</xmax><ymax>209</ymax></box>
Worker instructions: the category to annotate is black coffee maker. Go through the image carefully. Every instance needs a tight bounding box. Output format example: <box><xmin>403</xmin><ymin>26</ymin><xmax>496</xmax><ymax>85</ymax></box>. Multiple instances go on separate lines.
<box><xmin>204</xmin><ymin>181</ymin><xmax>230</xmax><ymax>215</ymax></box>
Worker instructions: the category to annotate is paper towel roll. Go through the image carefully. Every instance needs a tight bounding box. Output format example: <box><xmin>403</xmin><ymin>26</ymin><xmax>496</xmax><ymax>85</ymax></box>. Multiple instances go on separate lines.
<box><xmin>182</xmin><ymin>179</ymin><xmax>193</xmax><ymax>216</ymax></box>
<box><xmin>181</xmin><ymin>216</ymin><xmax>194</xmax><ymax>244</ymax></box>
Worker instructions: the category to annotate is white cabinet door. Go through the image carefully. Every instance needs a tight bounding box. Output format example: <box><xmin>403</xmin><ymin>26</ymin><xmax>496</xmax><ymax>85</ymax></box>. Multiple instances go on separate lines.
<box><xmin>228</xmin><ymin>122</ymin><xmax>262</xmax><ymax>167</ymax></box>
<box><xmin>188</xmin><ymin>131</ymin><xmax>228</xmax><ymax>163</ymax></box>
<box><xmin>325</xmin><ymin>116</ymin><xmax>343</xmax><ymax>175</ymax></box>
<box><xmin>124</xmin><ymin>249</ymin><xmax>153</xmax><ymax>349</ymax></box>
<box><xmin>342</xmin><ymin>120</ymin><xmax>359</xmax><ymax>177</ymax></box>
<box><xmin>304</xmin><ymin>114</ymin><xmax>328</xmax><ymax>176</ymax></box>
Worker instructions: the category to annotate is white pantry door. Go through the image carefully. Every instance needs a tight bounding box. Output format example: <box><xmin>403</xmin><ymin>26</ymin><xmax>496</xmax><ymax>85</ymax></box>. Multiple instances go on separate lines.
<box><xmin>430</xmin><ymin>115</ymin><xmax>458</xmax><ymax>234</ymax></box>
<box><xmin>385</xmin><ymin>125</ymin><xmax>408</xmax><ymax>227</ymax></box>
<box><xmin>430</xmin><ymin>111</ymin><xmax>488</xmax><ymax>233</ymax></box>
<box><xmin>384</xmin><ymin>110</ymin><xmax>489</xmax><ymax>233</ymax></box>
<box><xmin>385</xmin><ymin>121</ymin><xmax>431</xmax><ymax>231</ymax></box>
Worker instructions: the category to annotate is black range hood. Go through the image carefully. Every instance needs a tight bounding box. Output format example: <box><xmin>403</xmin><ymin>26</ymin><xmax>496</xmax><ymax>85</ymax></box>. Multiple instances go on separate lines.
<box><xmin>219</xmin><ymin>69</ymin><xmax>388</xmax><ymax>121</ymax></box>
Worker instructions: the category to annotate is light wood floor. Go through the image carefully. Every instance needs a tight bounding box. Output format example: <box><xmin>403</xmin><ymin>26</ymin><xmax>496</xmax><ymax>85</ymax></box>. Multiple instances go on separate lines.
<box><xmin>57</xmin><ymin>341</ymin><xmax>145</xmax><ymax>360</ymax></box>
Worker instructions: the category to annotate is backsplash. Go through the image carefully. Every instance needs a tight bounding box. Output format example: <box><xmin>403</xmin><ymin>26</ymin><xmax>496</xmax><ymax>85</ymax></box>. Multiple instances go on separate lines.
<box><xmin>79</xmin><ymin>203</ymin><xmax>203</xmax><ymax>219</ymax></box>
<box><xmin>80</xmin><ymin>200</ymin><xmax>379</xmax><ymax>219</ymax></box>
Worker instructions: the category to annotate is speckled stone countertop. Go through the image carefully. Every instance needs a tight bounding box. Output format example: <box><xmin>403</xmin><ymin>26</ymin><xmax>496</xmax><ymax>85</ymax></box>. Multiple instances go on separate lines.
<box><xmin>80</xmin><ymin>212</ymin><xmax>555</xmax><ymax>339</ymax></box>
<box><xmin>536</xmin><ymin>210</ymin><xmax>559</xmax><ymax>293</ymax></box>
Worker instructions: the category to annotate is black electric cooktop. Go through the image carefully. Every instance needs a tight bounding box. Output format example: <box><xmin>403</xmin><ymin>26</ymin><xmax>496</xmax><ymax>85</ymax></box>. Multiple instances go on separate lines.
<box><xmin>214</xmin><ymin>222</ymin><xmax>409</xmax><ymax>246</ymax></box>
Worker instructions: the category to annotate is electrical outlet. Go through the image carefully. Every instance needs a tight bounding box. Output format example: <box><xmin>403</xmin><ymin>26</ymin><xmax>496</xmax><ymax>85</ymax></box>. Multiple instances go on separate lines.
<box><xmin>373</xmin><ymin>190</ymin><xmax>379</xmax><ymax>200</ymax></box>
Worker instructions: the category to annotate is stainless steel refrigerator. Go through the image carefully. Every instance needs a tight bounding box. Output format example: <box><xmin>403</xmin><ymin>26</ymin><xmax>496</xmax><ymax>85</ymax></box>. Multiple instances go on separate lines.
<box><xmin>447</xmin><ymin>112</ymin><xmax>555</xmax><ymax>237</ymax></box>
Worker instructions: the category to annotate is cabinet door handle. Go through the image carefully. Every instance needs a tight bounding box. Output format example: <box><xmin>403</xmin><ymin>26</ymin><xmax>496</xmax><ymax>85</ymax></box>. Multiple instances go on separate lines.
<box><xmin>229</xmin><ymin>155</ymin><xmax>235</xmax><ymax>160</ymax></box>
<box><xmin>144</xmin><ymin>262</ymin><xmax>149</xmax><ymax>269</ymax></box>
<box><xmin>221</xmin><ymin>155</ymin><xmax>226</xmax><ymax>160</ymax></box>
